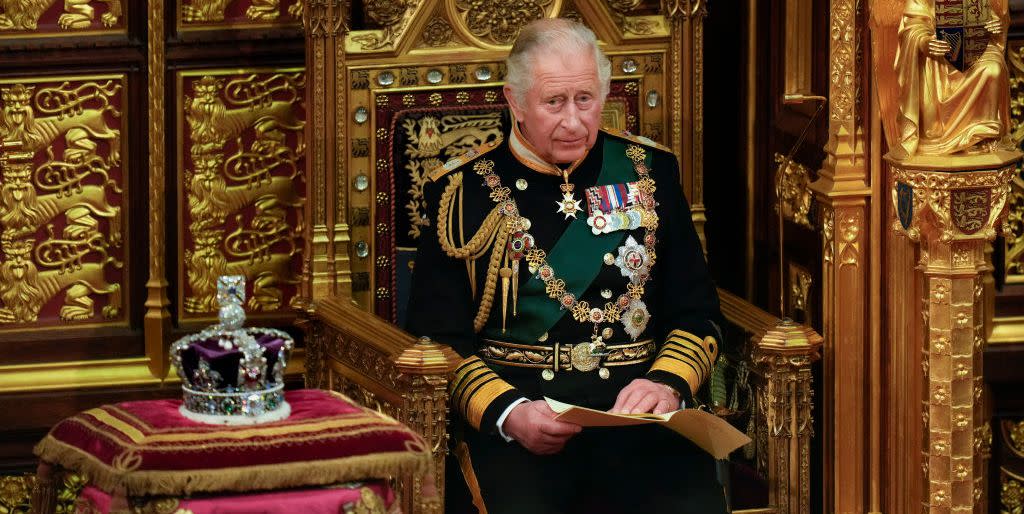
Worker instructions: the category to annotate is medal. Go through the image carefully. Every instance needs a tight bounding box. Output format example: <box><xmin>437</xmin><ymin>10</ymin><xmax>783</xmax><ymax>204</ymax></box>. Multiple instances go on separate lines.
<box><xmin>555</xmin><ymin>170</ymin><xmax>582</xmax><ymax>219</ymax></box>
<box><xmin>615</xmin><ymin>236</ymin><xmax>651</xmax><ymax>283</ymax></box>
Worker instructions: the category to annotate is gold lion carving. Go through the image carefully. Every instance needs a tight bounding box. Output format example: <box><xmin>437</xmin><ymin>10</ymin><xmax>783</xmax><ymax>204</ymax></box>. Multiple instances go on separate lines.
<box><xmin>0</xmin><ymin>219</ymin><xmax>121</xmax><ymax>324</ymax></box>
<box><xmin>0</xmin><ymin>84</ymin><xmax>121</xmax><ymax>165</ymax></box>
<box><xmin>0</xmin><ymin>0</ymin><xmax>122</xmax><ymax>31</ymax></box>
<box><xmin>186</xmin><ymin>76</ymin><xmax>304</xmax><ymax>157</ymax></box>
<box><xmin>181</xmin><ymin>0</ymin><xmax>302</xmax><ymax>23</ymax></box>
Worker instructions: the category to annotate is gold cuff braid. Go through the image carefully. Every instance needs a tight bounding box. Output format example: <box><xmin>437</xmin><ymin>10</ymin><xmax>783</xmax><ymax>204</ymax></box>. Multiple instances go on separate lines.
<box><xmin>648</xmin><ymin>329</ymin><xmax>719</xmax><ymax>395</ymax></box>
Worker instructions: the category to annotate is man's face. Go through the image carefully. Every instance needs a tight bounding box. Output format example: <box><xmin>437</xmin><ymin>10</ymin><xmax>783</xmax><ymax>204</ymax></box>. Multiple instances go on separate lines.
<box><xmin>506</xmin><ymin>51</ymin><xmax>603</xmax><ymax>164</ymax></box>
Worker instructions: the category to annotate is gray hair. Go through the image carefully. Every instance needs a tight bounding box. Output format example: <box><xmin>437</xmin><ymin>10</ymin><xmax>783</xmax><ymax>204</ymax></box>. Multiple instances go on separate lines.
<box><xmin>505</xmin><ymin>19</ymin><xmax>611</xmax><ymax>107</ymax></box>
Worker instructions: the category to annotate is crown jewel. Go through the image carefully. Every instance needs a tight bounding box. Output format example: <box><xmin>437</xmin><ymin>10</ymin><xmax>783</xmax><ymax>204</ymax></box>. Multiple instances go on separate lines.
<box><xmin>171</xmin><ymin>275</ymin><xmax>294</xmax><ymax>425</ymax></box>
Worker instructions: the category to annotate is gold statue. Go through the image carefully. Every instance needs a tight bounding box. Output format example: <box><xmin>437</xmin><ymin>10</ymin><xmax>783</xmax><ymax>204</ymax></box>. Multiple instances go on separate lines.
<box><xmin>872</xmin><ymin>0</ymin><xmax>1012</xmax><ymax>158</ymax></box>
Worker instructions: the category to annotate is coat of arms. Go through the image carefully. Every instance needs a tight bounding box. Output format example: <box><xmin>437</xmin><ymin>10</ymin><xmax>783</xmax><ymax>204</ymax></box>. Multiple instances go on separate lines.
<box><xmin>897</xmin><ymin>182</ymin><xmax>914</xmax><ymax>230</ymax></box>
<box><xmin>935</xmin><ymin>0</ymin><xmax>992</xmax><ymax>71</ymax></box>
<box><xmin>950</xmin><ymin>188</ymin><xmax>990</xmax><ymax>235</ymax></box>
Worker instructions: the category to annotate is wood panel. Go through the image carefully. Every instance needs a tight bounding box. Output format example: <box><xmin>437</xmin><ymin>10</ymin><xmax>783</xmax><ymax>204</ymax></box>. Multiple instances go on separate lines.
<box><xmin>0</xmin><ymin>0</ymin><xmax>306</xmax><ymax>497</ymax></box>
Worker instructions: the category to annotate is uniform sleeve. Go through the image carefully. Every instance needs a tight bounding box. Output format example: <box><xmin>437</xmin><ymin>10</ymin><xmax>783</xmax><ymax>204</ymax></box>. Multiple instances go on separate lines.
<box><xmin>644</xmin><ymin>154</ymin><xmax>724</xmax><ymax>406</ymax></box>
<box><xmin>405</xmin><ymin>175</ymin><xmax>524</xmax><ymax>434</ymax></box>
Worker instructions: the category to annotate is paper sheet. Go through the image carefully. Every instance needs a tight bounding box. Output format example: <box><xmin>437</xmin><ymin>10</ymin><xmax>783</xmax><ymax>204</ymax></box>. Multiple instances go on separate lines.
<box><xmin>545</xmin><ymin>397</ymin><xmax>752</xmax><ymax>460</ymax></box>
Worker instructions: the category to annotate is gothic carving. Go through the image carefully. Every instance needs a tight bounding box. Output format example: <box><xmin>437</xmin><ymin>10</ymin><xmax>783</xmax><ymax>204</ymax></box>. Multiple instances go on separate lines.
<box><xmin>1003</xmin><ymin>468</ymin><xmax>1024</xmax><ymax>514</ymax></box>
<box><xmin>181</xmin><ymin>0</ymin><xmax>303</xmax><ymax>25</ymax></box>
<box><xmin>604</xmin><ymin>0</ymin><xmax>663</xmax><ymax>36</ymax></box>
<box><xmin>788</xmin><ymin>261</ymin><xmax>812</xmax><ymax>323</ymax></box>
<box><xmin>0</xmin><ymin>0</ymin><xmax>122</xmax><ymax>32</ymax></box>
<box><xmin>774</xmin><ymin>153</ymin><xmax>815</xmax><ymax>230</ymax></box>
<box><xmin>1006</xmin><ymin>178</ymin><xmax>1024</xmax><ymax>278</ymax></box>
<box><xmin>452</xmin><ymin>0</ymin><xmax>552</xmax><ymax>46</ymax></box>
<box><xmin>180</xmin><ymin>71</ymin><xmax>306</xmax><ymax>316</ymax></box>
<box><xmin>349</xmin><ymin>0</ymin><xmax>414</xmax><ymax>50</ymax></box>
<box><xmin>0</xmin><ymin>78</ymin><xmax>125</xmax><ymax>326</ymax></box>
<box><xmin>1004</xmin><ymin>419</ymin><xmax>1024</xmax><ymax>458</ymax></box>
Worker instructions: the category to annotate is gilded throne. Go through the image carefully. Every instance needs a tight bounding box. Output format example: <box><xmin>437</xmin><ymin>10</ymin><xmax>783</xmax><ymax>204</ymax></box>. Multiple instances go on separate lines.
<box><xmin>297</xmin><ymin>2</ymin><xmax>822</xmax><ymax>513</ymax></box>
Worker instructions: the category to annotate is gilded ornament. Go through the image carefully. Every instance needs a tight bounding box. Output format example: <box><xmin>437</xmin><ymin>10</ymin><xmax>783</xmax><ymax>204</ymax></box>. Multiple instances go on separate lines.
<box><xmin>402</xmin><ymin>94</ymin><xmax>416</xmax><ymax>107</ymax></box>
<box><xmin>456</xmin><ymin>91</ymin><xmax>470</xmax><ymax>104</ymax></box>
<box><xmin>484</xmin><ymin>90</ymin><xmax>498</xmax><ymax>103</ymax></box>
<box><xmin>421</xmin><ymin>17</ymin><xmax>454</xmax><ymax>47</ymax></box>
<box><xmin>0</xmin><ymin>0</ymin><xmax>122</xmax><ymax>31</ymax></box>
<box><xmin>181</xmin><ymin>72</ymin><xmax>305</xmax><ymax>314</ymax></box>
<box><xmin>773</xmin><ymin>153</ymin><xmax>815</xmax><ymax>230</ymax></box>
<box><xmin>375</xmin><ymin>94</ymin><xmax>389</xmax><ymax>107</ymax></box>
<box><xmin>429</xmin><ymin>93</ymin><xmax>443</xmax><ymax>106</ymax></box>
<box><xmin>182</xmin><ymin>0</ymin><xmax>301</xmax><ymax>24</ymax></box>
<box><xmin>354</xmin><ymin>173</ymin><xmax>369</xmax><ymax>191</ymax></box>
<box><xmin>475</xmin><ymin>67</ymin><xmax>492</xmax><ymax>81</ymax></box>
<box><xmin>454</xmin><ymin>0</ymin><xmax>553</xmax><ymax>46</ymax></box>
<box><xmin>873</xmin><ymin>0</ymin><xmax>1014</xmax><ymax>158</ymax></box>
<box><xmin>426</xmin><ymin>69</ymin><xmax>444</xmax><ymax>85</ymax></box>
<box><xmin>1003</xmin><ymin>471</ymin><xmax>1023</xmax><ymax>512</ymax></box>
<box><xmin>354</xmin><ymin>106</ymin><xmax>368</xmax><ymax>124</ymax></box>
<box><xmin>0</xmin><ymin>80</ymin><xmax>126</xmax><ymax>325</ymax></box>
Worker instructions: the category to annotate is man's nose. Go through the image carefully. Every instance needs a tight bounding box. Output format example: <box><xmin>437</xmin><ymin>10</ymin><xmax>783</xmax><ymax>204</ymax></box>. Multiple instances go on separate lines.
<box><xmin>560</xmin><ymin>103</ymin><xmax>583</xmax><ymax>132</ymax></box>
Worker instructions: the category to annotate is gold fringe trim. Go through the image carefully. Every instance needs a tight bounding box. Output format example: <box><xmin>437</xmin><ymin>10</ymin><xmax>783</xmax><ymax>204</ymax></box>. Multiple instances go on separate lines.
<box><xmin>34</xmin><ymin>436</ymin><xmax>429</xmax><ymax>497</ymax></box>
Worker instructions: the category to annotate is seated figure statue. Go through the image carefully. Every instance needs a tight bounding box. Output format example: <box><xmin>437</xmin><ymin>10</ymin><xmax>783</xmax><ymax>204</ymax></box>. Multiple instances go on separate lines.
<box><xmin>890</xmin><ymin>0</ymin><xmax>1011</xmax><ymax>157</ymax></box>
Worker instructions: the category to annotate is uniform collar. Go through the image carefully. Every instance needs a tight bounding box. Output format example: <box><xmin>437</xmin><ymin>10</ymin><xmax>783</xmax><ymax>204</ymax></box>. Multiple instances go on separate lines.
<box><xmin>508</xmin><ymin>114</ymin><xmax>589</xmax><ymax>177</ymax></box>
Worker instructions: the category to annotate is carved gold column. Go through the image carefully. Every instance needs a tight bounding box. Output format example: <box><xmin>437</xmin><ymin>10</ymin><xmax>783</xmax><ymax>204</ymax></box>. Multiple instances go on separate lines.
<box><xmin>144</xmin><ymin>0</ymin><xmax>171</xmax><ymax>378</ymax></box>
<box><xmin>809</xmin><ymin>0</ymin><xmax>871</xmax><ymax>512</ymax></box>
<box><xmin>752</xmin><ymin>320</ymin><xmax>823</xmax><ymax>514</ymax></box>
<box><xmin>891</xmin><ymin>152</ymin><xmax>1018</xmax><ymax>513</ymax></box>
<box><xmin>300</xmin><ymin>1</ymin><xmax>351</xmax><ymax>306</ymax></box>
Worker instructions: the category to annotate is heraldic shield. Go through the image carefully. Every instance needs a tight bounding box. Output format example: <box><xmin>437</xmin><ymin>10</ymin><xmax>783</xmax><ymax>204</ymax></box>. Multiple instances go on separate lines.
<box><xmin>934</xmin><ymin>0</ymin><xmax>993</xmax><ymax>72</ymax></box>
<box><xmin>951</xmin><ymin>188</ymin><xmax>991</xmax><ymax>235</ymax></box>
<box><xmin>897</xmin><ymin>182</ymin><xmax>914</xmax><ymax>230</ymax></box>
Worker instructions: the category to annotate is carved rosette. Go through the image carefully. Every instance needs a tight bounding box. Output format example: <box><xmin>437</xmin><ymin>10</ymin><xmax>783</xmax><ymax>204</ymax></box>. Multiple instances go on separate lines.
<box><xmin>178</xmin><ymin>69</ymin><xmax>307</xmax><ymax>318</ymax></box>
<box><xmin>889</xmin><ymin>150</ymin><xmax>1021</xmax><ymax>514</ymax></box>
<box><xmin>751</xmin><ymin>320</ymin><xmax>822</xmax><ymax>514</ymax></box>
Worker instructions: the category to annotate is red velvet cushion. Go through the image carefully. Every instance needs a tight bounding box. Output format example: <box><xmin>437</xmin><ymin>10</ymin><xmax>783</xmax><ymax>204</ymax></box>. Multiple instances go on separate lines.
<box><xmin>34</xmin><ymin>389</ymin><xmax>429</xmax><ymax>496</ymax></box>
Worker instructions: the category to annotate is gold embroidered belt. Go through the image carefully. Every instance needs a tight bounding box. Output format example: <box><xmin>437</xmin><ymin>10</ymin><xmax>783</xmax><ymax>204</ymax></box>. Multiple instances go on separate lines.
<box><xmin>479</xmin><ymin>338</ymin><xmax>656</xmax><ymax>373</ymax></box>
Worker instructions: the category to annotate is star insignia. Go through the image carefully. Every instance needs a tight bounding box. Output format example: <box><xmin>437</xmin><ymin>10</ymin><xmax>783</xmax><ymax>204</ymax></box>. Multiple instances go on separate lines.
<box><xmin>556</xmin><ymin>192</ymin><xmax>583</xmax><ymax>219</ymax></box>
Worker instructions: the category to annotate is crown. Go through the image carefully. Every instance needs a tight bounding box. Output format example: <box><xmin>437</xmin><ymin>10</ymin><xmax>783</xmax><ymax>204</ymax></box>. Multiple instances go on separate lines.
<box><xmin>171</xmin><ymin>275</ymin><xmax>294</xmax><ymax>425</ymax></box>
<box><xmin>2</xmin><ymin>161</ymin><xmax>32</xmax><ymax>182</ymax></box>
<box><xmin>2</xmin><ymin>237</ymin><xmax>34</xmax><ymax>259</ymax></box>
<box><xmin>1</xmin><ymin>84</ymin><xmax>32</xmax><ymax>104</ymax></box>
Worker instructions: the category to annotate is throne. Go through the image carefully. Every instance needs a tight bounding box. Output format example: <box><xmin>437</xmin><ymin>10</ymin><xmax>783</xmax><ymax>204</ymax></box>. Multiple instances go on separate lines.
<box><xmin>298</xmin><ymin>2</ymin><xmax>822</xmax><ymax>513</ymax></box>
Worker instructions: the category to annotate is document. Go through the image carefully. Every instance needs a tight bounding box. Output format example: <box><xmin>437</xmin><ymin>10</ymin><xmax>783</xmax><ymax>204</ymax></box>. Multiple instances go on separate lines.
<box><xmin>545</xmin><ymin>397</ymin><xmax>752</xmax><ymax>460</ymax></box>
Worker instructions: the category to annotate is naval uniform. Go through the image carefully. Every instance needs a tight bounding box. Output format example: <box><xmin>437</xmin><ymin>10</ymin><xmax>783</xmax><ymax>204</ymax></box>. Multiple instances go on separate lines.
<box><xmin>406</xmin><ymin>123</ymin><xmax>727</xmax><ymax>513</ymax></box>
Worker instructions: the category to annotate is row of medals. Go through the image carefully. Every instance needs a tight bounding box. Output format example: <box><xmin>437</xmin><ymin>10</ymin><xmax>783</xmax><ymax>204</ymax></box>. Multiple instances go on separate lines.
<box><xmin>472</xmin><ymin>144</ymin><xmax>660</xmax><ymax>380</ymax></box>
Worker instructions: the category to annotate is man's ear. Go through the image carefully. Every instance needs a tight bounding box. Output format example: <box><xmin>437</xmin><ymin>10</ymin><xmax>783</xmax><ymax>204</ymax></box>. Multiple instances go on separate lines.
<box><xmin>503</xmin><ymin>85</ymin><xmax>525</xmax><ymax>120</ymax></box>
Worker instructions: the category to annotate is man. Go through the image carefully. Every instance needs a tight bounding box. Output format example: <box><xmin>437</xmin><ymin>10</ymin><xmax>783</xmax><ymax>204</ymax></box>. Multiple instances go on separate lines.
<box><xmin>406</xmin><ymin>18</ymin><xmax>726</xmax><ymax>513</ymax></box>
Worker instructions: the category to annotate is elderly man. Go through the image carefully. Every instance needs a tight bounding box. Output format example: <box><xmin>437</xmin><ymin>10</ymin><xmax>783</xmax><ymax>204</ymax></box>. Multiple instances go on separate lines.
<box><xmin>406</xmin><ymin>18</ymin><xmax>726</xmax><ymax>513</ymax></box>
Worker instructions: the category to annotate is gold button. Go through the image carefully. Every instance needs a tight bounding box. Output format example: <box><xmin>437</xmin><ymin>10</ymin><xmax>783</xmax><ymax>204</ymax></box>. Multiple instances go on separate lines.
<box><xmin>598</xmin><ymin>368</ymin><xmax>610</xmax><ymax>379</ymax></box>
<box><xmin>603</xmin><ymin>253</ymin><xmax>615</xmax><ymax>265</ymax></box>
<box><xmin>538</xmin><ymin>332</ymin><xmax>549</xmax><ymax>342</ymax></box>
<box><xmin>601</xmin><ymin>327</ymin><xmax>614</xmax><ymax>339</ymax></box>
<box><xmin>542</xmin><ymin>369</ymin><xmax>555</xmax><ymax>381</ymax></box>
<box><xmin>516</xmin><ymin>178</ymin><xmax>528</xmax><ymax>191</ymax></box>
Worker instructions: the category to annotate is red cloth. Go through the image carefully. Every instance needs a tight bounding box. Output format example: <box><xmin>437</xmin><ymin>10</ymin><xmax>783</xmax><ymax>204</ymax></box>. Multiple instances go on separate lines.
<box><xmin>76</xmin><ymin>482</ymin><xmax>394</xmax><ymax>514</ymax></box>
<box><xmin>36</xmin><ymin>389</ymin><xmax>429</xmax><ymax>496</ymax></box>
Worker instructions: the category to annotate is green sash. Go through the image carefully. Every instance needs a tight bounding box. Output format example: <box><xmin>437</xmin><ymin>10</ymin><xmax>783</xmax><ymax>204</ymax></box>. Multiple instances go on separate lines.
<box><xmin>490</xmin><ymin>138</ymin><xmax>651</xmax><ymax>343</ymax></box>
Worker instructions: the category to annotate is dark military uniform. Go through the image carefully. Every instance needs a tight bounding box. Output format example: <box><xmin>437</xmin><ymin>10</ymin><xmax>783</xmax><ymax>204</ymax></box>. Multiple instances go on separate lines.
<box><xmin>406</xmin><ymin>124</ymin><xmax>727</xmax><ymax>513</ymax></box>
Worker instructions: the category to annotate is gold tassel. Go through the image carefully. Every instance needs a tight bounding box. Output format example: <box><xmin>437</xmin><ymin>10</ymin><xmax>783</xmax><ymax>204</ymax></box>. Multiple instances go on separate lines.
<box><xmin>500</xmin><ymin>253</ymin><xmax>511</xmax><ymax>334</ymax></box>
<box><xmin>511</xmin><ymin>260</ymin><xmax>519</xmax><ymax>317</ymax></box>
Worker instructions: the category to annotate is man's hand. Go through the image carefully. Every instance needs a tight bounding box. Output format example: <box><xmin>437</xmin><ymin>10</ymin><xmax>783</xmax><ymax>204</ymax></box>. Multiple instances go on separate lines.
<box><xmin>927</xmin><ymin>37</ymin><xmax>952</xmax><ymax>59</ymax></box>
<box><xmin>502</xmin><ymin>400</ymin><xmax>582</xmax><ymax>455</ymax></box>
<box><xmin>610</xmin><ymin>378</ymin><xmax>680</xmax><ymax>415</ymax></box>
<box><xmin>985</xmin><ymin>16</ymin><xmax>1003</xmax><ymax>36</ymax></box>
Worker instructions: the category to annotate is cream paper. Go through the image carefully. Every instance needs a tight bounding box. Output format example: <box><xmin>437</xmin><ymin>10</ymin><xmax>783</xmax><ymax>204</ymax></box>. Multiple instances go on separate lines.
<box><xmin>545</xmin><ymin>397</ymin><xmax>751</xmax><ymax>460</ymax></box>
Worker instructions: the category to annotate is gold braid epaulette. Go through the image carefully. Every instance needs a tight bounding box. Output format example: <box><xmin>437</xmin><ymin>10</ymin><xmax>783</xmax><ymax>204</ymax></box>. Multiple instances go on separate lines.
<box><xmin>436</xmin><ymin>170</ymin><xmax>511</xmax><ymax>332</ymax></box>
<box><xmin>428</xmin><ymin>139</ymin><xmax>503</xmax><ymax>183</ymax></box>
<box><xmin>599</xmin><ymin>127</ymin><xmax>673</xmax><ymax>154</ymax></box>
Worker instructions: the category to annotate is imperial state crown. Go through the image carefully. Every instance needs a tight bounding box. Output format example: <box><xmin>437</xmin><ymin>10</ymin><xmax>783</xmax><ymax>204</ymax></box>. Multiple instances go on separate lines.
<box><xmin>171</xmin><ymin>276</ymin><xmax>294</xmax><ymax>424</ymax></box>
